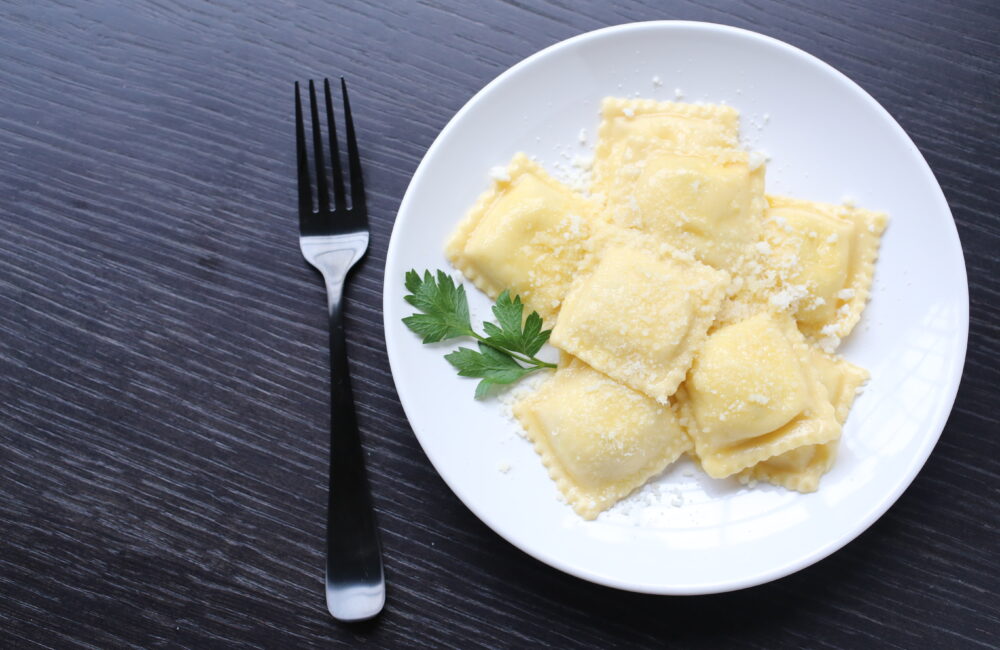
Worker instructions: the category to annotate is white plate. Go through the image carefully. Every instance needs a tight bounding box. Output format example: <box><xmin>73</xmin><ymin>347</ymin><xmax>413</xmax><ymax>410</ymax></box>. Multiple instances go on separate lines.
<box><xmin>381</xmin><ymin>21</ymin><xmax>968</xmax><ymax>594</ymax></box>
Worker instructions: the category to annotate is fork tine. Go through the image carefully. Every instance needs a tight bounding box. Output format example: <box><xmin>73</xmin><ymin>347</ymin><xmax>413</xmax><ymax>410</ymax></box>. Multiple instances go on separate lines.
<box><xmin>340</xmin><ymin>77</ymin><xmax>367</xmax><ymax>218</ymax></box>
<box><xmin>325</xmin><ymin>79</ymin><xmax>347</xmax><ymax>213</ymax></box>
<box><xmin>295</xmin><ymin>82</ymin><xmax>313</xmax><ymax>219</ymax></box>
<box><xmin>308</xmin><ymin>80</ymin><xmax>330</xmax><ymax>213</ymax></box>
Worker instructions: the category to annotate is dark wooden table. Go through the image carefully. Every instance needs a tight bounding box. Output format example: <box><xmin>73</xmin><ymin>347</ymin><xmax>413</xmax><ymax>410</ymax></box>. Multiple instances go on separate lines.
<box><xmin>2</xmin><ymin>1</ymin><xmax>997</xmax><ymax>647</ymax></box>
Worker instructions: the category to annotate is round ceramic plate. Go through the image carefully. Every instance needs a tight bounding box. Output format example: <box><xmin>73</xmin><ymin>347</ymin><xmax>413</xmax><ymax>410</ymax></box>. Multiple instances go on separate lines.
<box><xmin>381</xmin><ymin>21</ymin><xmax>968</xmax><ymax>594</ymax></box>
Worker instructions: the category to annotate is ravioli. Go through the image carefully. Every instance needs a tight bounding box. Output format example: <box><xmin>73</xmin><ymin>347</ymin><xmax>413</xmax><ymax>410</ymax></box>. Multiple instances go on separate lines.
<box><xmin>437</xmin><ymin>97</ymin><xmax>886</xmax><ymax>516</ymax></box>
<box><xmin>738</xmin><ymin>347</ymin><xmax>869</xmax><ymax>491</ymax></box>
<box><xmin>513</xmin><ymin>356</ymin><xmax>691</xmax><ymax>519</ymax></box>
<box><xmin>600</xmin><ymin>147</ymin><xmax>766</xmax><ymax>275</ymax></box>
<box><xmin>445</xmin><ymin>153</ymin><xmax>598</xmax><ymax>322</ymax></box>
<box><xmin>679</xmin><ymin>312</ymin><xmax>840</xmax><ymax>478</ymax></box>
<box><xmin>592</xmin><ymin>98</ymin><xmax>740</xmax><ymax>191</ymax></box>
<box><xmin>765</xmin><ymin>195</ymin><xmax>888</xmax><ymax>346</ymax></box>
<box><xmin>549</xmin><ymin>242</ymin><xmax>730</xmax><ymax>403</ymax></box>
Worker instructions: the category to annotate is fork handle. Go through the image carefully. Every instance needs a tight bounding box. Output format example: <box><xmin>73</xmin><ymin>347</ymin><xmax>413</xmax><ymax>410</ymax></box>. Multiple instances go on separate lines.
<box><xmin>324</xmin><ymin>282</ymin><xmax>385</xmax><ymax>621</ymax></box>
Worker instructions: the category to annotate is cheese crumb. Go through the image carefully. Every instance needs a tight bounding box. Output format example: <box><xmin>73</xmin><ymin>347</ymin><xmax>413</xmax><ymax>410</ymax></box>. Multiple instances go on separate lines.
<box><xmin>674</xmin><ymin>87</ymin><xmax>684</xmax><ymax>100</ymax></box>
<box><xmin>652</xmin><ymin>75</ymin><xmax>662</xmax><ymax>87</ymax></box>
<box><xmin>818</xmin><ymin>324</ymin><xmax>842</xmax><ymax>352</ymax></box>
<box><xmin>748</xmin><ymin>150</ymin><xmax>769</xmax><ymax>171</ymax></box>
<box><xmin>622</xmin><ymin>107</ymin><xmax>635</xmax><ymax>118</ymax></box>
<box><xmin>497</xmin><ymin>461</ymin><xmax>511</xmax><ymax>474</ymax></box>
<box><xmin>837</xmin><ymin>288</ymin><xmax>856</xmax><ymax>300</ymax></box>
<box><xmin>489</xmin><ymin>166</ymin><xmax>510</xmax><ymax>183</ymax></box>
<box><xmin>578</xmin><ymin>128</ymin><xmax>588</xmax><ymax>145</ymax></box>
<box><xmin>769</xmin><ymin>284</ymin><xmax>809</xmax><ymax>311</ymax></box>
<box><xmin>564</xmin><ymin>213</ymin><xmax>583</xmax><ymax>237</ymax></box>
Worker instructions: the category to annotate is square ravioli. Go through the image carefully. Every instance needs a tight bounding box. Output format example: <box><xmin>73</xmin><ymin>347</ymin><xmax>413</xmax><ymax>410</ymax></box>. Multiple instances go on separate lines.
<box><xmin>445</xmin><ymin>153</ymin><xmax>598</xmax><ymax>323</ymax></box>
<box><xmin>513</xmin><ymin>356</ymin><xmax>691</xmax><ymax>519</ymax></box>
<box><xmin>599</xmin><ymin>147</ymin><xmax>766</xmax><ymax>274</ymax></box>
<box><xmin>738</xmin><ymin>347</ymin><xmax>869</xmax><ymax>492</ymax></box>
<box><xmin>592</xmin><ymin>98</ymin><xmax>740</xmax><ymax>190</ymax></box>
<box><xmin>678</xmin><ymin>312</ymin><xmax>840</xmax><ymax>478</ymax></box>
<box><xmin>765</xmin><ymin>195</ymin><xmax>888</xmax><ymax>346</ymax></box>
<box><xmin>549</xmin><ymin>242</ymin><xmax>730</xmax><ymax>403</ymax></box>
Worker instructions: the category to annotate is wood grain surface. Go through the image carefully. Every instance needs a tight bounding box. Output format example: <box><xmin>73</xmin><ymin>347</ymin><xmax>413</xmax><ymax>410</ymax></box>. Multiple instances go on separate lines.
<box><xmin>1</xmin><ymin>1</ymin><xmax>997</xmax><ymax>647</ymax></box>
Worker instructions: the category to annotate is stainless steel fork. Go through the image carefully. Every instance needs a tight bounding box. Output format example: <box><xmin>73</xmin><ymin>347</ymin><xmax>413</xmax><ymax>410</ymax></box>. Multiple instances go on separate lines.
<box><xmin>295</xmin><ymin>78</ymin><xmax>384</xmax><ymax>622</ymax></box>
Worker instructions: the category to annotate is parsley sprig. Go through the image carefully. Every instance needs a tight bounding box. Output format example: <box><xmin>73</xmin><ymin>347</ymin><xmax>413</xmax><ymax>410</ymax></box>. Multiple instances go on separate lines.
<box><xmin>403</xmin><ymin>270</ymin><xmax>556</xmax><ymax>398</ymax></box>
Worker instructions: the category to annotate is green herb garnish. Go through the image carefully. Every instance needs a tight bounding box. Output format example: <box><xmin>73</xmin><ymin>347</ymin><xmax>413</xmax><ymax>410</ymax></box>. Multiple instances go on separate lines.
<box><xmin>403</xmin><ymin>269</ymin><xmax>556</xmax><ymax>398</ymax></box>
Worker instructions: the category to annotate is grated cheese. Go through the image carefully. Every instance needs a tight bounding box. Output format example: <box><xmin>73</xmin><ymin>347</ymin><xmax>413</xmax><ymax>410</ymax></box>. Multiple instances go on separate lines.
<box><xmin>489</xmin><ymin>166</ymin><xmax>511</xmax><ymax>183</ymax></box>
<box><xmin>747</xmin><ymin>150</ymin><xmax>769</xmax><ymax>171</ymax></box>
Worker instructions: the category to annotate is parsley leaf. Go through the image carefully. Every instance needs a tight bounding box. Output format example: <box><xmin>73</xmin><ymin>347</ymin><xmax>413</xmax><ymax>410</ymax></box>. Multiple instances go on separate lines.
<box><xmin>401</xmin><ymin>270</ymin><xmax>473</xmax><ymax>342</ymax></box>
<box><xmin>481</xmin><ymin>290</ymin><xmax>551</xmax><ymax>357</ymax></box>
<box><xmin>402</xmin><ymin>269</ymin><xmax>556</xmax><ymax>398</ymax></box>
<box><xmin>445</xmin><ymin>343</ymin><xmax>533</xmax><ymax>398</ymax></box>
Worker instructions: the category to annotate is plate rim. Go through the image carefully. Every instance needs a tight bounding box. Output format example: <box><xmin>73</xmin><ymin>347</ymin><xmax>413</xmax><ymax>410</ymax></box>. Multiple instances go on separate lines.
<box><xmin>380</xmin><ymin>20</ymin><xmax>970</xmax><ymax>594</ymax></box>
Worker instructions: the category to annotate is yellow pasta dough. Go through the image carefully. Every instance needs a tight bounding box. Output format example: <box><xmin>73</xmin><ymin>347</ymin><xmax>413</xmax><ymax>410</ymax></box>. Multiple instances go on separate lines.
<box><xmin>549</xmin><ymin>242</ymin><xmax>730</xmax><ymax>403</ymax></box>
<box><xmin>765</xmin><ymin>195</ymin><xmax>888</xmax><ymax>345</ymax></box>
<box><xmin>445</xmin><ymin>153</ymin><xmax>599</xmax><ymax>322</ymax></box>
<box><xmin>811</xmin><ymin>348</ymin><xmax>870</xmax><ymax>424</ymax></box>
<box><xmin>513</xmin><ymin>356</ymin><xmax>691</xmax><ymax>519</ymax></box>
<box><xmin>679</xmin><ymin>312</ymin><xmax>840</xmax><ymax>478</ymax></box>
<box><xmin>592</xmin><ymin>98</ymin><xmax>740</xmax><ymax>190</ymax></box>
<box><xmin>599</xmin><ymin>147</ymin><xmax>766</xmax><ymax>275</ymax></box>
<box><xmin>738</xmin><ymin>347</ymin><xmax>869</xmax><ymax>491</ymax></box>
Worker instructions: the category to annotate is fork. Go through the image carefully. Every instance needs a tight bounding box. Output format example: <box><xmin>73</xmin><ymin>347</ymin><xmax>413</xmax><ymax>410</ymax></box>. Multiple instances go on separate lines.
<box><xmin>295</xmin><ymin>78</ymin><xmax>384</xmax><ymax>622</ymax></box>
